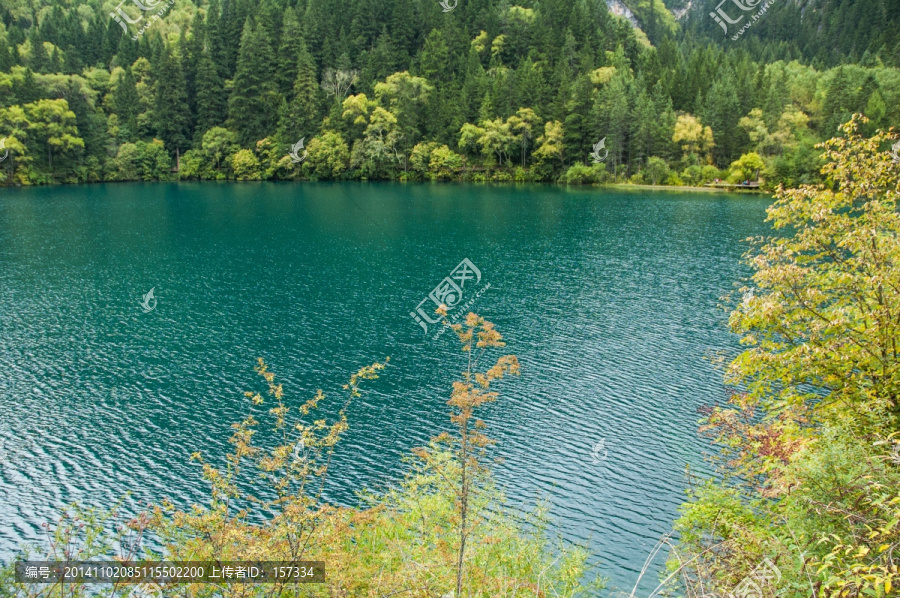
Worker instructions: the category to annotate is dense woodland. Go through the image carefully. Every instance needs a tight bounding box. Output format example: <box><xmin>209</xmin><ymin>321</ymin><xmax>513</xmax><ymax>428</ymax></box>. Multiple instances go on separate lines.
<box><xmin>1</xmin><ymin>0</ymin><xmax>899</xmax><ymax>186</ymax></box>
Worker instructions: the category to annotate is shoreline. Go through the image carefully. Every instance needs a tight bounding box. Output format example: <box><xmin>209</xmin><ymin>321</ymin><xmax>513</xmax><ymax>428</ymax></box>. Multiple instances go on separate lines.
<box><xmin>603</xmin><ymin>183</ymin><xmax>768</xmax><ymax>194</ymax></box>
<box><xmin>1</xmin><ymin>179</ymin><xmax>771</xmax><ymax>195</ymax></box>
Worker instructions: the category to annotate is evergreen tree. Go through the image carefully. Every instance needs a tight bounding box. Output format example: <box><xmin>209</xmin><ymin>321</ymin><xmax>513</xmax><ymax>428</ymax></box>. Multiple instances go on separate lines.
<box><xmin>277</xmin><ymin>40</ymin><xmax>322</xmax><ymax>145</ymax></box>
<box><xmin>593</xmin><ymin>71</ymin><xmax>629</xmax><ymax>175</ymax></box>
<box><xmin>29</xmin><ymin>29</ymin><xmax>49</xmax><ymax>73</ymax></box>
<box><xmin>101</xmin><ymin>19</ymin><xmax>122</xmax><ymax>67</ymax></box>
<box><xmin>205</xmin><ymin>0</ymin><xmax>229</xmax><ymax>79</ymax></box>
<box><xmin>65</xmin><ymin>79</ymin><xmax>107</xmax><ymax>165</ymax></box>
<box><xmin>227</xmin><ymin>19</ymin><xmax>281</xmax><ymax>146</ymax></box>
<box><xmin>562</xmin><ymin>71</ymin><xmax>594</xmax><ymax>165</ymax></box>
<box><xmin>629</xmin><ymin>79</ymin><xmax>655</xmax><ymax>166</ymax></box>
<box><xmin>0</xmin><ymin>37</ymin><xmax>13</xmax><ymax>72</ymax></box>
<box><xmin>114</xmin><ymin>67</ymin><xmax>141</xmax><ymax>140</ymax></box>
<box><xmin>276</xmin><ymin>9</ymin><xmax>305</xmax><ymax>96</ymax></box>
<box><xmin>154</xmin><ymin>47</ymin><xmax>192</xmax><ymax>156</ymax></box>
<box><xmin>194</xmin><ymin>43</ymin><xmax>227</xmax><ymax>139</ymax></box>
<box><xmin>702</xmin><ymin>68</ymin><xmax>742</xmax><ymax>166</ymax></box>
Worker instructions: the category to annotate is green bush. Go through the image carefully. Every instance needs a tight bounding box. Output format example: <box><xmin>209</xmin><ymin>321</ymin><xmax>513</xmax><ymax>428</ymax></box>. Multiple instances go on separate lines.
<box><xmin>673</xmin><ymin>117</ymin><xmax>900</xmax><ymax>598</ymax></box>
<box><xmin>305</xmin><ymin>131</ymin><xmax>350</xmax><ymax>179</ymax></box>
<box><xmin>428</xmin><ymin>145</ymin><xmax>464</xmax><ymax>180</ymax></box>
<box><xmin>109</xmin><ymin>139</ymin><xmax>172</xmax><ymax>181</ymax></box>
<box><xmin>666</xmin><ymin>172</ymin><xmax>684</xmax><ymax>186</ymax></box>
<box><xmin>680</xmin><ymin>164</ymin><xmax>702</xmax><ymax>185</ymax></box>
<box><xmin>645</xmin><ymin>156</ymin><xmax>670</xmax><ymax>185</ymax></box>
<box><xmin>562</xmin><ymin>161</ymin><xmax>607</xmax><ymax>184</ymax></box>
<box><xmin>230</xmin><ymin>148</ymin><xmax>261</xmax><ymax>180</ymax></box>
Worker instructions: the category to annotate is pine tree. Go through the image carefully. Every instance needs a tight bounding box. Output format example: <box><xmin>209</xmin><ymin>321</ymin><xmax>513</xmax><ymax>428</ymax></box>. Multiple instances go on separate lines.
<box><xmin>227</xmin><ymin>19</ymin><xmax>281</xmax><ymax>146</ymax></box>
<box><xmin>14</xmin><ymin>68</ymin><xmax>41</xmax><ymax>105</ymax></box>
<box><xmin>114</xmin><ymin>32</ymin><xmax>139</xmax><ymax>70</ymax></box>
<box><xmin>702</xmin><ymin>68</ymin><xmax>742</xmax><ymax>166</ymax></box>
<box><xmin>29</xmin><ymin>29</ymin><xmax>49</xmax><ymax>73</ymax></box>
<box><xmin>181</xmin><ymin>10</ymin><xmax>206</xmax><ymax>114</ymax></box>
<box><xmin>629</xmin><ymin>79</ymin><xmax>655</xmax><ymax>166</ymax></box>
<box><xmin>205</xmin><ymin>0</ymin><xmax>229</xmax><ymax>79</ymax></box>
<box><xmin>219</xmin><ymin>0</ymin><xmax>248</xmax><ymax>78</ymax></box>
<box><xmin>276</xmin><ymin>8</ymin><xmax>306</xmax><ymax>96</ymax></box>
<box><xmin>65</xmin><ymin>79</ymin><xmax>107</xmax><ymax>164</ymax></box>
<box><xmin>154</xmin><ymin>47</ymin><xmax>192</xmax><ymax>156</ymax></box>
<box><xmin>114</xmin><ymin>67</ymin><xmax>141</xmax><ymax>140</ymax></box>
<box><xmin>0</xmin><ymin>37</ymin><xmax>13</xmax><ymax>72</ymax></box>
<box><xmin>194</xmin><ymin>43</ymin><xmax>226</xmax><ymax>140</ymax></box>
<box><xmin>592</xmin><ymin>71</ymin><xmax>630</xmax><ymax>175</ymax></box>
<box><xmin>277</xmin><ymin>40</ymin><xmax>322</xmax><ymax>145</ymax></box>
<box><xmin>562</xmin><ymin>71</ymin><xmax>594</xmax><ymax>165</ymax></box>
<box><xmin>101</xmin><ymin>19</ymin><xmax>122</xmax><ymax>67</ymax></box>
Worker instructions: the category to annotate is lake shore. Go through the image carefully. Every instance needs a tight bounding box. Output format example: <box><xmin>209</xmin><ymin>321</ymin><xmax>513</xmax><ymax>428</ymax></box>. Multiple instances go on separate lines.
<box><xmin>1</xmin><ymin>178</ymin><xmax>771</xmax><ymax>194</ymax></box>
<box><xmin>603</xmin><ymin>183</ymin><xmax>769</xmax><ymax>194</ymax></box>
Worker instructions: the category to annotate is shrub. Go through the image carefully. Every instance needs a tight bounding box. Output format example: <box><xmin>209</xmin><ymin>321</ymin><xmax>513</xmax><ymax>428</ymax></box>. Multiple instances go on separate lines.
<box><xmin>727</xmin><ymin>152</ymin><xmax>765</xmax><ymax>183</ymax></box>
<box><xmin>429</xmin><ymin>145</ymin><xmax>464</xmax><ymax>180</ymax></box>
<box><xmin>680</xmin><ymin>164</ymin><xmax>702</xmax><ymax>185</ymax></box>
<box><xmin>645</xmin><ymin>156</ymin><xmax>670</xmax><ymax>185</ymax></box>
<box><xmin>110</xmin><ymin>139</ymin><xmax>172</xmax><ymax>181</ymax></box>
<box><xmin>305</xmin><ymin>130</ymin><xmax>350</xmax><ymax>179</ymax></box>
<box><xmin>666</xmin><ymin>172</ymin><xmax>684</xmax><ymax>186</ymax></box>
<box><xmin>672</xmin><ymin>116</ymin><xmax>900</xmax><ymax>598</ymax></box>
<box><xmin>409</xmin><ymin>141</ymin><xmax>441</xmax><ymax>175</ymax></box>
<box><xmin>1</xmin><ymin>316</ymin><xmax>604</xmax><ymax>598</ymax></box>
<box><xmin>230</xmin><ymin>148</ymin><xmax>261</xmax><ymax>180</ymax></box>
<box><xmin>700</xmin><ymin>165</ymin><xmax>721</xmax><ymax>183</ymax></box>
<box><xmin>562</xmin><ymin>161</ymin><xmax>607</xmax><ymax>184</ymax></box>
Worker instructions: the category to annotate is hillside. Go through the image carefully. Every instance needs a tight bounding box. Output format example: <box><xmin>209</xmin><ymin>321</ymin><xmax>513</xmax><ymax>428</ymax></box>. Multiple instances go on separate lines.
<box><xmin>0</xmin><ymin>0</ymin><xmax>898</xmax><ymax>187</ymax></box>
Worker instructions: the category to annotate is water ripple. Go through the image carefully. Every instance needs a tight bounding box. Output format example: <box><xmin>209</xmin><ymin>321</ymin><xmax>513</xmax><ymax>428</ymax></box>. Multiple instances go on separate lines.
<box><xmin>0</xmin><ymin>182</ymin><xmax>770</xmax><ymax>593</ymax></box>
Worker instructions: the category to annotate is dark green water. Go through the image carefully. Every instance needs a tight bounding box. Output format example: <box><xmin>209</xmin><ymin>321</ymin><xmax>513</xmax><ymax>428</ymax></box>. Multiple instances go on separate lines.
<box><xmin>0</xmin><ymin>182</ymin><xmax>771</xmax><ymax>592</ymax></box>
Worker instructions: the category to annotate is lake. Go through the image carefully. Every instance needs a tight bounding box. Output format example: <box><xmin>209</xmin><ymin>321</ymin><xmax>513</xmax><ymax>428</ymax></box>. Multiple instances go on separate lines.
<box><xmin>0</xmin><ymin>182</ymin><xmax>771</xmax><ymax>593</ymax></box>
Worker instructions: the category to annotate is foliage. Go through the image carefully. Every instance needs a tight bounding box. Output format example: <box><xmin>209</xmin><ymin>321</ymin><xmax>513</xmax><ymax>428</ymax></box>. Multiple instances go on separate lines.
<box><xmin>644</xmin><ymin>156</ymin><xmax>669</xmax><ymax>185</ymax></box>
<box><xmin>672</xmin><ymin>116</ymin><xmax>900</xmax><ymax>598</ymax></box>
<box><xmin>230</xmin><ymin>148</ymin><xmax>260</xmax><ymax>181</ymax></box>
<box><xmin>728</xmin><ymin>152</ymin><xmax>765</xmax><ymax>183</ymax></box>
<box><xmin>562</xmin><ymin>161</ymin><xmax>608</xmax><ymax>185</ymax></box>
<box><xmin>1</xmin><ymin>0</ymin><xmax>896</xmax><ymax>186</ymax></box>
<box><xmin>304</xmin><ymin>131</ymin><xmax>349</xmax><ymax>180</ymax></box>
<box><xmin>0</xmin><ymin>318</ymin><xmax>603</xmax><ymax>598</ymax></box>
<box><xmin>110</xmin><ymin>138</ymin><xmax>171</xmax><ymax>181</ymax></box>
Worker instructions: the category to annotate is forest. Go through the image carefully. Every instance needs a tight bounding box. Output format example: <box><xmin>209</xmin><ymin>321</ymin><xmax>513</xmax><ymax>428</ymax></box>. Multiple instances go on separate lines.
<box><xmin>1</xmin><ymin>0</ymin><xmax>899</xmax><ymax>187</ymax></box>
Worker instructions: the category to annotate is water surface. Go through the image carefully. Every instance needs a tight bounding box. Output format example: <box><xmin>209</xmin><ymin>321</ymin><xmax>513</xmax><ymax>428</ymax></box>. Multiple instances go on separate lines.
<box><xmin>0</xmin><ymin>182</ymin><xmax>771</xmax><ymax>592</ymax></box>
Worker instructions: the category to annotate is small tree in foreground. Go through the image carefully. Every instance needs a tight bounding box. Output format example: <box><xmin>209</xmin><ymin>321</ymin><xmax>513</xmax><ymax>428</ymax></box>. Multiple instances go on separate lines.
<box><xmin>415</xmin><ymin>311</ymin><xmax>519</xmax><ymax>596</ymax></box>
<box><xmin>2</xmin><ymin>316</ymin><xmax>602</xmax><ymax>598</ymax></box>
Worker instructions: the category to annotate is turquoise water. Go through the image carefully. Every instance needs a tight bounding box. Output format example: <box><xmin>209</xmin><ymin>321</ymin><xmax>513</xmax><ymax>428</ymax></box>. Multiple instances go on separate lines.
<box><xmin>0</xmin><ymin>182</ymin><xmax>771</xmax><ymax>592</ymax></box>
